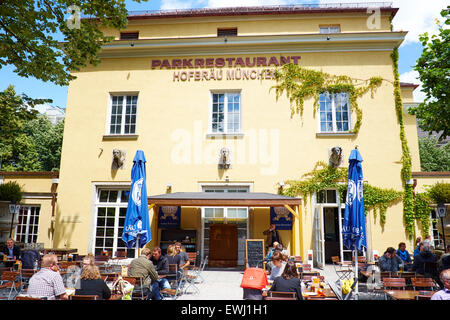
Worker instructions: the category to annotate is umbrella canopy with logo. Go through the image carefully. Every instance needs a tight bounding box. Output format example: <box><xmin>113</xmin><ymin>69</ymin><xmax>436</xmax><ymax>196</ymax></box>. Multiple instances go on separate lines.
<box><xmin>342</xmin><ymin>148</ymin><xmax>366</xmax><ymax>299</ymax></box>
<box><xmin>122</xmin><ymin>150</ymin><xmax>151</xmax><ymax>249</ymax></box>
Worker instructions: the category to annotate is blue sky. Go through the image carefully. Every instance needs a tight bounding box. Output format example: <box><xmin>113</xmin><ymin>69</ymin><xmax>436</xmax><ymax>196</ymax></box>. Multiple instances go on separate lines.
<box><xmin>0</xmin><ymin>0</ymin><xmax>444</xmax><ymax>110</ymax></box>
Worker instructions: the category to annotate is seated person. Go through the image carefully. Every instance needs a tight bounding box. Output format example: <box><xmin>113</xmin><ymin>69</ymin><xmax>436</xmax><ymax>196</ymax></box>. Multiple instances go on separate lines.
<box><xmin>27</xmin><ymin>254</ymin><xmax>68</xmax><ymax>300</ymax></box>
<box><xmin>268</xmin><ymin>261</ymin><xmax>303</xmax><ymax>300</ymax></box>
<box><xmin>438</xmin><ymin>244</ymin><xmax>450</xmax><ymax>272</ymax></box>
<box><xmin>21</xmin><ymin>249</ymin><xmax>41</xmax><ymax>269</ymax></box>
<box><xmin>128</xmin><ymin>247</ymin><xmax>160</xmax><ymax>300</ymax></box>
<box><xmin>396</xmin><ymin>242</ymin><xmax>412</xmax><ymax>269</ymax></box>
<box><xmin>2</xmin><ymin>238</ymin><xmax>21</xmax><ymax>266</ymax></box>
<box><xmin>166</xmin><ymin>245</ymin><xmax>181</xmax><ymax>266</ymax></box>
<box><xmin>75</xmin><ymin>264</ymin><xmax>111</xmax><ymax>300</ymax></box>
<box><xmin>150</xmin><ymin>247</ymin><xmax>171</xmax><ymax>290</ymax></box>
<box><xmin>174</xmin><ymin>242</ymin><xmax>190</xmax><ymax>269</ymax></box>
<box><xmin>166</xmin><ymin>245</ymin><xmax>182</xmax><ymax>280</ymax></box>
<box><xmin>269</xmin><ymin>251</ymin><xmax>287</xmax><ymax>281</ymax></box>
<box><xmin>431</xmin><ymin>269</ymin><xmax>450</xmax><ymax>300</ymax></box>
<box><xmin>412</xmin><ymin>242</ymin><xmax>438</xmax><ymax>277</ymax></box>
<box><xmin>379</xmin><ymin>247</ymin><xmax>403</xmax><ymax>272</ymax></box>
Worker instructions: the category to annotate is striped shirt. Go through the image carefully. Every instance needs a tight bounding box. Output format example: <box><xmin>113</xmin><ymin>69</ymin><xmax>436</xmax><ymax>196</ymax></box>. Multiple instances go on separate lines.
<box><xmin>27</xmin><ymin>268</ymin><xmax>66</xmax><ymax>300</ymax></box>
<box><xmin>431</xmin><ymin>288</ymin><xmax>450</xmax><ymax>300</ymax></box>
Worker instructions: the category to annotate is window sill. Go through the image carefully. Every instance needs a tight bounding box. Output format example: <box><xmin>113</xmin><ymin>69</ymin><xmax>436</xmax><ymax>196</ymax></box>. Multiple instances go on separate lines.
<box><xmin>102</xmin><ymin>134</ymin><xmax>139</xmax><ymax>140</ymax></box>
<box><xmin>206</xmin><ymin>133</ymin><xmax>244</xmax><ymax>139</ymax></box>
<box><xmin>316</xmin><ymin>132</ymin><xmax>356</xmax><ymax>138</ymax></box>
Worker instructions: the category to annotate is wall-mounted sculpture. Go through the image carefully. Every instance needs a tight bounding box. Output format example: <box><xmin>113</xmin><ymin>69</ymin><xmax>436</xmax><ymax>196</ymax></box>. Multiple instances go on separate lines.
<box><xmin>329</xmin><ymin>146</ymin><xmax>343</xmax><ymax>167</ymax></box>
<box><xmin>218</xmin><ymin>147</ymin><xmax>232</xmax><ymax>169</ymax></box>
<box><xmin>112</xmin><ymin>148</ymin><xmax>126</xmax><ymax>170</ymax></box>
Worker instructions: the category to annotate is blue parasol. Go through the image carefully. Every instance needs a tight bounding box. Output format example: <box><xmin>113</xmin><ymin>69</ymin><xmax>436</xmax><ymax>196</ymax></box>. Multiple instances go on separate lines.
<box><xmin>122</xmin><ymin>150</ymin><xmax>151</xmax><ymax>249</ymax></box>
<box><xmin>342</xmin><ymin>147</ymin><xmax>366</xmax><ymax>299</ymax></box>
<box><xmin>342</xmin><ymin>148</ymin><xmax>366</xmax><ymax>251</ymax></box>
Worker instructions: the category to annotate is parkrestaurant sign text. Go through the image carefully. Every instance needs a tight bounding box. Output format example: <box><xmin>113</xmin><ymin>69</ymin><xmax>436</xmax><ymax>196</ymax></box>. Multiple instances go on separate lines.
<box><xmin>151</xmin><ymin>56</ymin><xmax>301</xmax><ymax>82</ymax></box>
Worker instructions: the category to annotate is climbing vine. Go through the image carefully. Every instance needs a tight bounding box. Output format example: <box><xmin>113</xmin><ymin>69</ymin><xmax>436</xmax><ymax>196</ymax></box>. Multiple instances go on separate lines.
<box><xmin>414</xmin><ymin>192</ymin><xmax>432</xmax><ymax>237</ymax></box>
<box><xmin>271</xmin><ymin>63</ymin><xmax>384</xmax><ymax>134</ymax></box>
<box><xmin>282</xmin><ymin>162</ymin><xmax>403</xmax><ymax>225</ymax></box>
<box><xmin>391</xmin><ymin>47</ymin><xmax>415</xmax><ymax>238</ymax></box>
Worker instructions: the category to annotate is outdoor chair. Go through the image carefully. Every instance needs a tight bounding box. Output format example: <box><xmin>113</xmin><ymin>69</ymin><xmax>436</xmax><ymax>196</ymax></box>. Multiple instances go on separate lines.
<box><xmin>19</xmin><ymin>269</ymin><xmax>37</xmax><ymax>292</ymax></box>
<box><xmin>331</xmin><ymin>256</ymin><xmax>353</xmax><ymax>280</ymax></box>
<box><xmin>15</xmin><ymin>295</ymin><xmax>45</xmax><ymax>300</ymax></box>
<box><xmin>183</xmin><ymin>266</ymin><xmax>201</xmax><ymax>295</ymax></box>
<box><xmin>116</xmin><ymin>250</ymin><xmax>127</xmax><ymax>258</ymax></box>
<box><xmin>266</xmin><ymin>291</ymin><xmax>296</xmax><ymax>300</ymax></box>
<box><xmin>161</xmin><ymin>269</ymin><xmax>187</xmax><ymax>300</ymax></box>
<box><xmin>411</xmin><ymin>278</ymin><xmax>436</xmax><ymax>291</ymax></box>
<box><xmin>187</xmin><ymin>252</ymin><xmax>197</xmax><ymax>266</ymax></box>
<box><xmin>70</xmin><ymin>294</ymin><xmax>99</xmax><ymax>300</ymax></box>
<box><xmin>301</xmin><ymin>275</ymin><xmax>324</xmax><ymax>282</ymax></box>
<box><xmin>299</xmin><ymin>271</ymin><xmax>320</xmax><ymax>280</ymax></box>
<box><xmin>124</xmin><ymin>276</ymin><xmax>145</xmax><ymax>300</ymax></box>
<box><xmin>302</xmin><ymin>264</ymin><xmax>312</xmax><ymax>272</ymax></box>
<box><xmin>59</xmin><ymin>261</ymin><xmax>77</xmax><ymax>271</ymax></box>
<box><xmin>0</xmin><ymin>271</ymin><xmax>21</xmax><ymax>300</ymax></box>
<box><xmin>382</xmin><ymin>277</ymin><xmax>406</xmax><ymax>290</ymax></box>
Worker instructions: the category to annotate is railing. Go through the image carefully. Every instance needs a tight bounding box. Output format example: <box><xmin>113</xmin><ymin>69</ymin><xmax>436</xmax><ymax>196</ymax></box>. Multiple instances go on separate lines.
<box><xmin>124</xmin><ymin>3</ymin><xmax>393</xmax><ymax>17</ymax></box>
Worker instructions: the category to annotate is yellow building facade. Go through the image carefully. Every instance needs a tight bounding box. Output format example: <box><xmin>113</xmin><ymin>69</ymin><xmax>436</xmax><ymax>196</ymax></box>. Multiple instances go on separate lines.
<box><xmin>41</xmin><ymin>5</ymin><xmax>444</xmax><ymax>266</ymax></box>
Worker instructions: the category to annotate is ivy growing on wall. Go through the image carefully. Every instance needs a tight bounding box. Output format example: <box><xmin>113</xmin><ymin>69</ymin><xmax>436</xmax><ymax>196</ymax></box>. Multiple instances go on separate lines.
<box><xmin>271</xmin><ymin>63</ymin><xmax>384</xmax><ymax>134</ymax></box>
<box><xmin>391</xmin><ymin>47</ymin><xmax>415</xmax><ymax>238</ymax></box>
<box><xmin>281</xmin><ymin>162</ymin><xmax>403</xmax><ymax>225</ymax></box>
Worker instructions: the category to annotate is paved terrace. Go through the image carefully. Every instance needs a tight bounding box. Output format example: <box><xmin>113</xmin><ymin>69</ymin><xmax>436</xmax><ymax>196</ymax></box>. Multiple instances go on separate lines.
<box><xmin>178</xmin><ymin>264</ymin><xmax>339</xmax><ymax>300</ymax></box>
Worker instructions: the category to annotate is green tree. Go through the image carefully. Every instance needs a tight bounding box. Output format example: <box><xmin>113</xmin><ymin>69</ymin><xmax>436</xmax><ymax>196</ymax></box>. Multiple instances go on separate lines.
<box><xmin>409</xmin><ymin>6</ymin><xmax>450</xmax><ymax>141</ymax></box>
<box><xmin>24</xmin><ymin>115</ymin><xmax>65</xmax><ymax>171</ymax></box>
<box><xmin>0</xmin><ymin>0</ymin><xmax>147</xmax><ymax>86</ymax></box>
<box><xmin>0</xmin><ymin>85</ymin><xmax>50</xmax><ymax>170</ymax></box>
<box><xmin>418</xmin><ymin>137</ymin><xmax>450</xmax><ymax>172</ymax></box>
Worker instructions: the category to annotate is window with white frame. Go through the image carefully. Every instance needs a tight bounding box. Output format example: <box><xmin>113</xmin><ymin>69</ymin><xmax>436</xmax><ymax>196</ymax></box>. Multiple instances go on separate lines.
<box><xmin>319</xmin><ymin>92</ymin><xmax>351</xmax><ymax>133</ymax></box>
<box><xmin>15</xmin><ymin>206</ymin><xmax>40</xmax><ymax>244</ymax></box>
<box><xmin>211</xmin><ymin>92</ymin><xmax>241</xmax><ymax>134</ymax></box>
<box><xmin>109</xmin><ymin>95</ymin><xmax>138</xmax><ymax>135</ymax></box>
<box><xmin>95</xmin><ymin>189</ymin><xmax>135</xmax><ymax>257</ymax></box>
<box><xmin>319</xmin><ymin>25</ymin><xmax>341</xmax><ymax>34</ymax></box>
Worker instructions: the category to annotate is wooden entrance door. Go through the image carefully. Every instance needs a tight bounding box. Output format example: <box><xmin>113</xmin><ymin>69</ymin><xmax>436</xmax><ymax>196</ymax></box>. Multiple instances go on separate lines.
<box><xmin>209</xmin><ymin>224</ymin><xmax>238</xmax><ymax>267</ymax></box>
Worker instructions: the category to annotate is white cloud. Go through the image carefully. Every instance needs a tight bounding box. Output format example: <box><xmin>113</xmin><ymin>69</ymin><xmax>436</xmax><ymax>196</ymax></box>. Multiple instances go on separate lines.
<box><xmin>318</xmin><ymin>0</ymin><xmax>446</xmax><ymax>46</ymax></box>
<box><xmin>399</xmin><ymin>70</ymin><xmax>426</xmax><ymax>102</ymax></box>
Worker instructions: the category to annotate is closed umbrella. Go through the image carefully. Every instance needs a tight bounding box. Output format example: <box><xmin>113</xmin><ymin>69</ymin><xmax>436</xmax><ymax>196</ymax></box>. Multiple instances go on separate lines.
<box><xmin>122</xmin><ymin>150</ymin><xmax>151</xmax><ymax>250</ymax></box>
<box><xmin>342</xmin><ymin>147</ymin><xmax>366</xmax><ymax>300</ymax></box>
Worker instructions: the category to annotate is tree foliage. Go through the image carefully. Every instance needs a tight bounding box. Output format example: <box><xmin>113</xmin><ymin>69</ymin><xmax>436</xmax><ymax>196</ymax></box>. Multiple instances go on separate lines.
<box><xmin>0</xmin><ymin>0</ymin><xmax>147</xmax><ymax>86</ymax></box>
<box><xmin>409</xmin><ymin>6</ymin><xmax>450</xmax><ymax>141</ymax></box>
<box><xmin>418</xmin><ymin>137</ymin><xmax>450</xmax><ymax>172</ymax></box>
<box><xmin>0</xmin><ymin>86</ymin><xmax>64</xmax><ymax>171</ymax></box>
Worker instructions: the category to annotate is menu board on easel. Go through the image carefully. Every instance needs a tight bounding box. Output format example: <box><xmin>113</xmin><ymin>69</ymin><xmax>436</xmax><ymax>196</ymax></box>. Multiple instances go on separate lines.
<box><xmin>245</xmin><ymin>239</ymin><xmax>265</xmax><ymax>269</ymax></box>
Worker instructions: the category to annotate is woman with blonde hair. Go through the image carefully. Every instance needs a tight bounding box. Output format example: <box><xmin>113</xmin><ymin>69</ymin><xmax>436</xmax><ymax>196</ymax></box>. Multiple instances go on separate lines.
<box><xmin>75</xmin><ymin>264</ymin><xmax>111</xmax><ymax>300</ymax></box>
<box><xmin>166</xmin><ymin>244</ymin><xmax>181</xmax><ymax>266</ymax></box>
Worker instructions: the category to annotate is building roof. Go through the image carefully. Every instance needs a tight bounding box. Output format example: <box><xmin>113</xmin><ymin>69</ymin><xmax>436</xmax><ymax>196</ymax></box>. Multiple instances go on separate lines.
<box><xmin>400</xmin><ymin>82</ymin><xmax>420</xmax><ymax>90</ymax></box>
<box><xmin>124</xmin><ymin>3</ymin><xmax>398</xmax><ymax>21</ymax></box>
<box><xmin>148</xmin><ymin>192</ymin><xmax>302</xmax><ymax>207</ymax></box>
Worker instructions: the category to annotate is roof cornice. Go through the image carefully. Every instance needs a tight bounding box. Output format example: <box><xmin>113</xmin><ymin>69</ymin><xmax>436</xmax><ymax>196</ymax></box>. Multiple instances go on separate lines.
<box><xmin>98</xmin><ymin>31</ymin><xmax>407</xmax><ymax>58</ymax></box>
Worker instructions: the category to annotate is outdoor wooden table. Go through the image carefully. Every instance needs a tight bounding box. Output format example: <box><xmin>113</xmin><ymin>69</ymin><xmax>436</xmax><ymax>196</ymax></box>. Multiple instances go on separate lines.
<box><xmin>383</xmin><ymin>290</ymin><xmax>434</xmax><ymax>300</ymax></box>
<box><xmin>44</xmin><ymin>248</ymin><xmax>78</xmax><ymax>260</ymax></box>
<box><xmin>303</xmin><ymin>288</ymin><xmax>336</xmax><ymax>300</ymax></box>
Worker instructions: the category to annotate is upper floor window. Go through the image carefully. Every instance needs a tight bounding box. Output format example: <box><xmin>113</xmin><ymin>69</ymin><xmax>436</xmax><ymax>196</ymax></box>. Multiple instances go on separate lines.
<box><xmin>120</xmin><ymin>32</ymin><xmax>139</xmax><ymax>40</ymax></box>
<box><xmin>211</xmin><ymin>92</ymin><xmax>241</xmax><ymax>134</ymax></box>
<box><xmin>217</xmin><ymin>28</ymin><xmax>238</xmax><ymax>37</ymax></box>
<box><xmin>319</xmin><ymin>92</ymin><xmax>351</xmax><ymax>133</ymax></box>
<box><xmin>109</xmin><ymin>94</ymin><xmax>138</xmax><ymax>135</ymax></box>
<box><xmin>319</xmin><ymin>25</ymin><xmax>341</xmax><ymax>34</ymax></box>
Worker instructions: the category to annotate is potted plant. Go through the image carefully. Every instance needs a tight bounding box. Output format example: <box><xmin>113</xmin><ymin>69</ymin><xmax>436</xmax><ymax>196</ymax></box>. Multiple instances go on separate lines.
<box><xmin>0</xmin><ymin>181</ymin><xmax>23</xmax><ymax>203</ymax></box>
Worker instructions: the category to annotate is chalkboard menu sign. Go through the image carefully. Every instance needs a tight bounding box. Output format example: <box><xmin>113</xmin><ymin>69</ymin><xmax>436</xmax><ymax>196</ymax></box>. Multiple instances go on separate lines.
<box><xmin>245</xmin><ymin>239</ymin><xmax>265</xmax><ymax>268</ymax></box>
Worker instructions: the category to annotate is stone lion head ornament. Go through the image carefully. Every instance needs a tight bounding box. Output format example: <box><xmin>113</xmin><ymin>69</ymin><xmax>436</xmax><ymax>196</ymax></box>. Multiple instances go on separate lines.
<box><xmin>218</xmin><ymin>147</ymin><xmax>231</xmax><ymax>169</ymax></box>
<box><xmin>329</xmin><ymin>146</ymin><xmax>343</xmax><ymax>167</ymax></box>
<box><xmin>112</xmin><ymin>148</ymin><xmax>126</xmax><ymax>170</ymax></box>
